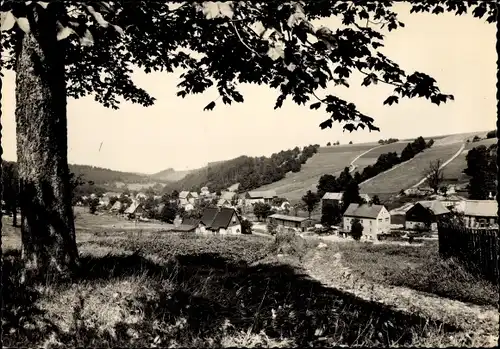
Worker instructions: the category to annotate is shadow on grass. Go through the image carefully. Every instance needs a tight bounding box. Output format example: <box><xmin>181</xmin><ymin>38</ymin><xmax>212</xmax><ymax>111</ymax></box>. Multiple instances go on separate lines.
<box><xmin>2</xmin><ymin>249</ymin><xmax>461</xmax><ymax>348</ymax></box>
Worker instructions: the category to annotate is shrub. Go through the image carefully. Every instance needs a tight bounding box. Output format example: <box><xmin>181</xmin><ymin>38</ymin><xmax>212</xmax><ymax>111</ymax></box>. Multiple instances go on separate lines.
<box><xmin>486</xmin><ymin>130</ymin><xmax>496</xmax><ymax>139</ymax></box>
<box><xmin>267</xmin><ymin>230</ymin><xmax>310</xmax><ymax>260</ymax></box>
<box><xmin>241</xmin><ymin>219</ymin><xmax>253</xmax><ymax>234</ymax></box>
<box><xmin>267</xmin><ymin>221</ymin><xmax>278</xmax><ymax>235</ymax></box>
<box><xmin>350</xmin><ymin>219</ymin><xmax>363</xmax><ymax>241</ymax></box>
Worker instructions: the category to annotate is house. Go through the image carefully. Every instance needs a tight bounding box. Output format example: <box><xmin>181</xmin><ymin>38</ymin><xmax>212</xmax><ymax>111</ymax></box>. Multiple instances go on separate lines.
<box><xmin>104</xmin><ymin>192</ymin><xmax>121</xmax><ymax>199</ymax></box>
<box><xmin>343</xmin><ymin>203</ymin><xmax>391</xmax><ymax>240</ymax></box>
<box><xmin>217</xmin><ymin>198</ymin><xmax>232</xmax><ymax>207</ymax></box>
<box><xmin>322</xmin><ymin>192</ymin><xmax>372</xmax><ymax>208</ymax></box>
<box><xmin>99</xmin><ymin>196</ymin><xmax>111</xmax><ymax>207</ymax></box>
<box><xmin>389</xmin><ymin>202</ymin><xmax>415</xmax><ymax>225</ymax></box>
<box><xmin>136</xmin><ymin>192</ymin><xmax>147</xmax><ymax>201</ymax></box>
<box><xmin>197</xmin><ymin>207</ymin><xmax>242</xmax><ymax>234</ymax></box>
<box><xmin>457</xmin><ymin>200</ymin><xmax>498</xmax><ymax>228</ymax></box>
<box><xmin>404</xmin><ymin>201</ymin><xmax>450</xmax><ymax>232</ymax></box>
<box><xmin>124</xmin><ymin>201</ymin><xmax>145</xmax><ymax>219</ymax></box>
<box><xmin>109</xmin><ymin>201</ymin><xmax>123</xmax><ymax>213</ymax></box>
<box><xmin>179</xmin><ymin>191</ymin><xmax>192</xmax><ymax>202</ymax></box>
<box><xmin>190</xmin><ymin>192</ymin><xmax>199</xmax><ymax>204</ymax></box>
<box><xmin>227</xmin><ymin>183</ymin><xmax>240</xmax><ymax>192</ymax></box>
<box><xmin>438</xmin><ymin>195</ymin><xmax>467</xmax><ymax>211</ymax></box>
<box><xmin>322</xmin><ymin>192</ymin><xmax>343</xmax><ymax>207</ymax></box>
<box><xmin>218</xmin><ymin>191</ymin><xmax>237</xmax><ymax>207</ymax></box>
<box><xmin>268</xmin><ymin>214</ymin><xmax>313</xmax><ymax>232</ymax></box>
<box><xmin>244</xmin><ymin>190</ymin><xmax>277</xmax><ymax>205</ymax></box>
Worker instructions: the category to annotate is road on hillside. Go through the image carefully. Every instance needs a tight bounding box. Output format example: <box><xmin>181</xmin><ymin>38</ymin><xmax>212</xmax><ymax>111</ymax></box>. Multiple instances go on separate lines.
<box><xmin>411</xmin><ymin>142</ymin><xmax>466</xmax><ymax>188</ymax></box>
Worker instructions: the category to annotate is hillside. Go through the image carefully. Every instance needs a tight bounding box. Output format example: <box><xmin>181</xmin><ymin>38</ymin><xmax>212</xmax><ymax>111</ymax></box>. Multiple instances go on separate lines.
<box><xmin>254</xmin><ymin>143</ymin><xmax>378</xmax><ymax>202</ymax></box>
<box><xmin>68</xmin><ymin>164</ymin><xmax>151</xmax><ymax>186</ymax></box>
<box><xmin>163</xmin><ymin>145</ymin><xmax>320</xmax><ymax>193</ymax></box>
<box><xmin>150</xmin><ymin>167</ymin><xmax>200</xmax><ymax>182</ymax></box>
<box><xmin>441</xmin><ymin>137</ymin><xmax>497</xmax><ymax>184</ymax></box>
<box><xmin>359</xmin><ymin>131</ymin><xmax>488</xmax><ymax>196</ymax></box>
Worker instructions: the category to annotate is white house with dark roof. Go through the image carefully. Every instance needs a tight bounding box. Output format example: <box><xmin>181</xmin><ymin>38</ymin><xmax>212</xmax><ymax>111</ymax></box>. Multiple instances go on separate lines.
<box><xmin>343</xmin><ymin>203</ymin><xmax>390</xmax><ymax>240</ymax></box>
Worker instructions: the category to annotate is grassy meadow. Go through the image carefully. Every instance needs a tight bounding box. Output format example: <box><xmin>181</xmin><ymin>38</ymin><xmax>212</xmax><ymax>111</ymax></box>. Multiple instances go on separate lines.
<box><xmin>2</xmin><ymin>209</ymin><xmax>498</xmax><ymax>348</ymax></box>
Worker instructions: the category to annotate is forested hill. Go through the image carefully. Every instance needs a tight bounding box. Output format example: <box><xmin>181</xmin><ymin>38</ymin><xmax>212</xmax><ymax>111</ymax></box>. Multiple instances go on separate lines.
<box><xmin>163</xmin><ymin>144</ymin><xmax>320</xmax><ymax>193</ymax></box>
<box><xmin>68</xmin><ymin>164</ymin><xmax>154</xmax><ymax>185</ymax></box>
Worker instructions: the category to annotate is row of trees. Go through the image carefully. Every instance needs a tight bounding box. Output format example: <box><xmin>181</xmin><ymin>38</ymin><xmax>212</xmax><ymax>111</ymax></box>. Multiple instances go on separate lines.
<box><xmin>464</xmin><ymin>143</ymin><xmax>497</xmax><ymax>200</ymax></box>
<box><xmin>168</xmin><ymin>144</ymin><xmax>320</xmax><ymax>193</ymax></box>
<box><xmin>326</xmin><ymin>141</ymin><xmax>340</xmax><ymax>146</ymax></box>
<box><xmin>378</xmin><ymin>138</ymin><xmax>399</xmax><ymax>145</ymax></box>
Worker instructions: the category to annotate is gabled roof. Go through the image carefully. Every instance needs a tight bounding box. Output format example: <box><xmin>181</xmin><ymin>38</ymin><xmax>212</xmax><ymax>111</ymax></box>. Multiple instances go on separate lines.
<box><xmin>182</xmin><ymin>218</ymin><xmax>200</xmax><ymax>226</ymax></box>
<box><xmin>361</xmin><ymin>194</ymin><xmax>371</xmax><ymax>202</ymax></box>
<box><xmin>210</xmin><ymin>208</ymin><xmax>239</xmax><ymax>229</ymax></box>
<box><xmin>221</xmin><ymin>191</ymin><xmax>237</xmax><ymax>201</ymax></box>
<box><xmin>217</xmin><ymin>198</ymin><xmax>231</xmax><ymax>206</ymax></box>
<box><xmin>124</xmin><ymin>202</ymin><xmax>142</xmax><ymax>214</ymax></box>
<box><xmin>322</xmin><ymin>192</ymin><xmax>343</xmax><ymax>200</ymax></box>
<box><xmin>416</xmin><ymin>201</ymin><xmax>450</xmax><ymax>215</ymax></box>
<box><xmin>179</xmin><ymin>198</ymin><xmax>189</xmax><ymax>205</ymax></box>
<box><xmin>227</xmin><ymin>183</ymin><xmax>240</xmax><ymax>192</ymax></box>
<box><xmin>462</xmin><ymin>200</ymin><xmax>498</xmax><ymax>217</ymax></box>
<box><xmin>344</xmin><ymin>203</ymin><xmax>386</xmax><ymax>219</ymax></box>
<box><xmin>200</xmin><ymin>208</ymin><xmax>219</xmax><ymax>226</ymax></box>
<box><xmin>246</xmin><ymin>190</ymin><xmax>277</xmax><ymax>199</ymax></box>
<box><xmin>179</xmin><ymin>191</ymin><xmax>191</xmax><ymax>199</ymax></box>
<box><xmin>110</xmin><ymin>201</ymin><xmax>122</xmax><ymax>211</ymax></box>
<box><xmin>390</xmin><ymin>202</ymin><xmax>415</xmax><ymax>215</ymax></box>
<box><xmin>269</xmin><ymin>214</ymin><xmax>310</xmax><ymax>222</ymax></box>
<box><xmin>190</xmin><ymin>192</ymin><xmax>199</xmax><ymax>198</ymax></box>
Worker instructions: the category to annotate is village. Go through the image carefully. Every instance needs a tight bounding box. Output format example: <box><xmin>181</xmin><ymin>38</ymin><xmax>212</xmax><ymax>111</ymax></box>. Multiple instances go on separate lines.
<box><xmin>77</xmin><ymin>181</ymin><xmax>498</xmax><ymax>242</ymax></box>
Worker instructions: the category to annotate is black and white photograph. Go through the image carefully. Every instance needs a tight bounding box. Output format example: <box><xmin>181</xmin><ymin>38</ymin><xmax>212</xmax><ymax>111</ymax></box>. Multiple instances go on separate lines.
<box><xmin>0</xmin><ymin>1</ymin><xmax>498</xmax><ymax>347</ymax></box>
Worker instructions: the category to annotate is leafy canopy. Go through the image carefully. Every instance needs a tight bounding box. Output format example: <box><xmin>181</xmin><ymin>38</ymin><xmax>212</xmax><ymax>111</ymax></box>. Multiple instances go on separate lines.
<box><xmin>1</xmin><ymin>1</ymin><xmax>496</xmax><ymax>131</ymax></box>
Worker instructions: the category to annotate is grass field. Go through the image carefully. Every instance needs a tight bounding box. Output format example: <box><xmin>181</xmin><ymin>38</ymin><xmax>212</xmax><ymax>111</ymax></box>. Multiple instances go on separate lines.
<box><xmin>255</xmin><ymin>143</ymin><xmax>377</xmax><ymax>201</ymax></box>
<box><xmin>441</xmin><ymin>138</ymin><xmax>497</xmax><ymax>184</ymax></box>
<box><xmin>3</xmin><ymin>211</ymin><xmax>498</xmax><ymax>347</ymax></box>
<box><xmin>360</xmin><ymin>141</ymin><xmax>465</xmax><ymax>195</ymax></box>
<box><xmin>352</xmin><ymin>142</ymin><xmax>409</xmax><ymax>172</ymax></box>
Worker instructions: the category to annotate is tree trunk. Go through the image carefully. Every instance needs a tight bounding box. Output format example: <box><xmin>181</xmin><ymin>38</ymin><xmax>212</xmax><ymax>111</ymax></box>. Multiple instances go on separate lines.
<box><xmin>15</xmin><ymin>7</ymin><xmax>78</xmax><ymax>282</ymax></box>
<box><xmin>12</xmin><ymin>200</ymin><xmax>17</xmax><ymax>227</ymax></box>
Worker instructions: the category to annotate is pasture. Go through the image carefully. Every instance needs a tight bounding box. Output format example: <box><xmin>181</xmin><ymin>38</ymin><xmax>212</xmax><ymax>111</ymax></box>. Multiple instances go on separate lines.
<box><xmin>2</xmin><ymin>211</ymin><xmax>498</xmax><ymax>347</ymax></box>
<box><xmin>360</xmin><ymin>142</ymin><xmax>465</xmax><ymax>194</ymax></box>
<box><xmin>441</xmin><ymin>138</ymin><xmax>497</xmax><ymax>184</ymax></box>
<box><xmin>255</xmin><ymin>143</ymin><xmax>377</xmax><ymax>201</ymax></box>
<box><xmin>352</xmin><ymin>141</ymin><xmax>409</xmax><ymax>172</ymax></box>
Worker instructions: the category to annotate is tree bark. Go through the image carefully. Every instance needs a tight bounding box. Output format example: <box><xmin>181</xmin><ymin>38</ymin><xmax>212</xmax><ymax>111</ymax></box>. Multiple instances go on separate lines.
<box><xmin>15</xmin><ymin>7</ymin><xmax>78</xmax><ymax>282</ymax></box>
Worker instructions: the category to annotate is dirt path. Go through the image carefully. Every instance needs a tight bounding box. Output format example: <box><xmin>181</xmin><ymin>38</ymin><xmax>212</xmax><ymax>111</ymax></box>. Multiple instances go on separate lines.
<box><xmin>303</xmin><ymin>248</ymin><xmax>498</xmax><ymax>347</ymax></box>
<box><xmin>411</xmin><ymin>142</ymin><xmax>466</xmax><ymax>188</ymax></box>
<box><xmin>348</xmin><ymin>144</ymin><xmax>385</xmax><ymax>173</ymax></box>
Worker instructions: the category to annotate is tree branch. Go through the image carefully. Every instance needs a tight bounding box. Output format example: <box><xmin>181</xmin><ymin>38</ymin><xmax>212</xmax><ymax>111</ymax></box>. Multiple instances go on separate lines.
<box><xmin>230</xmin><ymin>21</ymin><xmax>262</xmax><ymax>57</ymax></box>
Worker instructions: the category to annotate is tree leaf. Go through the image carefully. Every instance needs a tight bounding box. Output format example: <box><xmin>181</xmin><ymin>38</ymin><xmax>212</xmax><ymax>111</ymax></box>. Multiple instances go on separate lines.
<box><xmin>383</xmin><ymin>95</ymin><xmax>399</xmax><ymax>106</ymax></box>
<box><xmin>267</xmin><ymin>44</ymin><xmax>285</xmax><ymax>61</ymax></box>
<box><xmin>87</xmin><ymin>5</ymin><xmax>109</xmax><ymax>28</ymax></box>
<box><xmin>0</xmin><ymin>11</ymin><xmax>16</xmax><ymax>31</ymax></box>
<box><xmin>16</xmin><ymin>17</ymin><xmax>31</xmax><ymax>34</ymax></box>
<box><xmin>57</xmin><ymin>26</ymin><xmax>76</xmax><ymax>41</ymax></box>
<box><xmin>80</xmin><ymin>29</ymin><xmax>94</xmax><ymax>46</ymax></box>
<box><xmin>217</xmin><ymin>1</ymin><xmax>234</xmax><ymax>19</ymax></box>
<box><xmin>37</xmin><ymin>1</ymin><xmax>49</xmax><ymax>9</ymax></box>
<box><xmin>201</xmin><ymin>1</ymin><xmax>221</xmax><ymax>20</ymax></box>
<box><xmin>113</xmin><ymin>24</ymin><xmax>124</xmax><ymax>35</ymax></box>
<box><xmin>319</xmin><ymin>119</ymin><xmax>333</xmax><ymax>129</ymax></box>
<box><xmin>204</xmin><ymin>101</ymin><xmax>216</xmax><ymax>111</ymax></box>
<box><xmin>310</xmin><ymin>102</ymin><xmax>321</xmax><ymax>110</ymax></box>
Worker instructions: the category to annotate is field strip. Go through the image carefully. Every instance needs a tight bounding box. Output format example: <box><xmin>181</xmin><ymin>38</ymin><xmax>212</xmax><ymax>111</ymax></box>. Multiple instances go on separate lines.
<box><xmin>348</xmin><ymin>144</ymin><xmax>385</xmax><ymax>173</ymax></box>
<box><xmin>358</xmin><ymin>154</ymin><xmax>415</xmax><ymax>186</ymax></box>
<box><xmin>304</xmin><ymin>249</ymin><xmax>499</xmax><ymax>345</ymax></box>
<box><xmin>411</xmin><ymin>142</ymin><xmax>466</xmax><ymax>188</ymax></box>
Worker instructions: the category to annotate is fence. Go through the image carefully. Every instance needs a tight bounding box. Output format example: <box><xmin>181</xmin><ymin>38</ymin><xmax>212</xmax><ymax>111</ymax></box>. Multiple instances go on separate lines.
<box><xmin>438</xmin><ymin>224</ymin><xmax>499</xmax><ymax>282</ymax></box>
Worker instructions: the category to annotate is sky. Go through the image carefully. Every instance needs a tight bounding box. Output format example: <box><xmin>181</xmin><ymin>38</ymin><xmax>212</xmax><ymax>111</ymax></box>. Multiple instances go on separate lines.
<box><xmin>1</xmin><ymin>2</ymin><xmax>496</xmax><ymax>174</ymax></box>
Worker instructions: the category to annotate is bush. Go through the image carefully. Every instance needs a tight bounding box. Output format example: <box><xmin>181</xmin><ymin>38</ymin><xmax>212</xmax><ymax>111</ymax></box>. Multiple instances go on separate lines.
<box><xmin>350</xmin><ymin>218</ymin><xmax>363</xmax><ymax>241</ymax></box>
<box><xmin>267</xmin><ymin>230</ymin><xmax>311</xmax><ymax>260</ymax></box>
<box><xmin>486</xmin><ymin>130</ymin><xmax>496</xmax><ymax>139</ymax></box>
<box><xmin>266</xmin><ymin>221</ymin><xmax>278</xmax><ymax>235</ymax></box>
<box><xmin>241</xmin><ymin>219</ymin><xmax>253</xmax><ymax>234</ymax></box>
